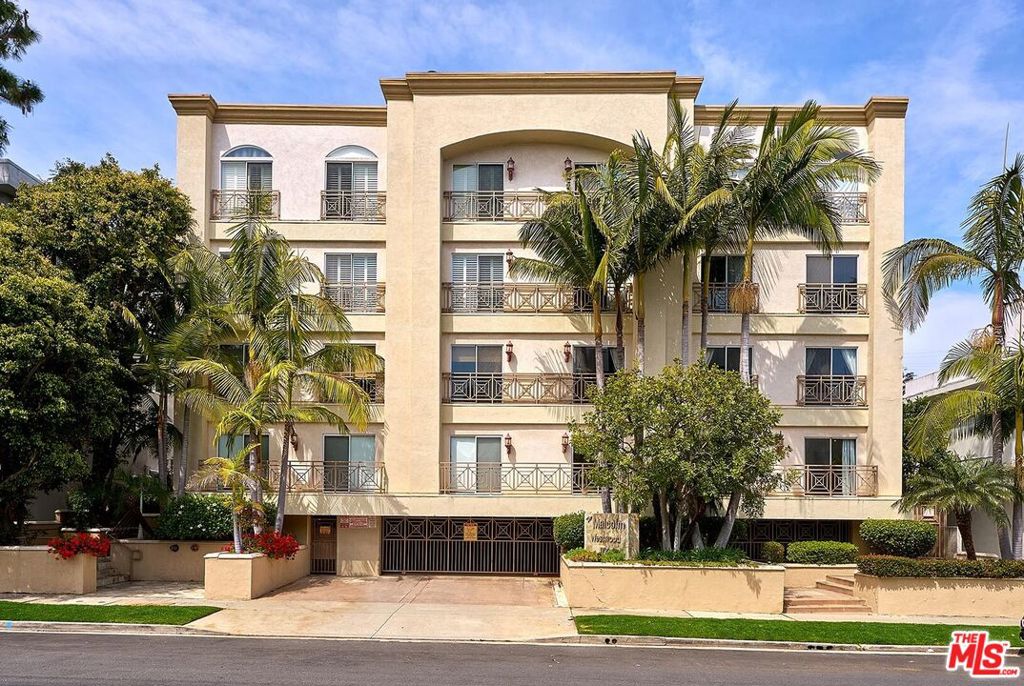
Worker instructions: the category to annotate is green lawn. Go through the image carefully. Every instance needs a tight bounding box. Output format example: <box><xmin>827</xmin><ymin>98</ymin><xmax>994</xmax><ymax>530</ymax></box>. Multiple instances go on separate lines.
<box><xmin>575</xmin><ymin>615</ymin><xmax>1022</xmax><ymax>647</ymax></box>
<box><xmin>0</xmin><ymin>601</ymin><xmax>220</xmax><ymax>626</ymax></box>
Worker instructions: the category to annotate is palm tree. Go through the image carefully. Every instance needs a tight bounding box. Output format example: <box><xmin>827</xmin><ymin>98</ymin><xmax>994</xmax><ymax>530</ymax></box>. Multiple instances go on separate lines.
<box><xmin>883</xmin><ymin>155</ymin><xmax>1024</xmax><ymax>557</ymax></box>
<box><xmin>897</xmin><ymin>452</ymin><xmax>1016</xmax><ymax>560</ymax></box>
<box><xmin>188</xmin><ymin>453</ymin><xmax>264</xmax><ymax>553</ymax></box>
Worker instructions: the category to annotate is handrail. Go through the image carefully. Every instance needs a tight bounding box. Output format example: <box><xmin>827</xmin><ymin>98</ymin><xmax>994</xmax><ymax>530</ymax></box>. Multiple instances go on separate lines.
<box><xmin>798</xmin><ymin>283</ymin><xmax>868</xmax><ymax>314</ymax></box>
<box><xmin>797</xmin><ymin>375</ymin><xmax>867</xmax><ymax>406</ymax></box>
<box><xmin>211</xmin><ymin>189</ymin><xmax>280</xmax><ymax>220</ymax></box>
<box><xmin>442</xmin><ymin>372</ymin><xmax>597</xmax><ymax>404</ymax></box>
<box><xmin>441</xmin><ymin>282</ymin><xmax>627</xmax><ymax>313</ymax></box>
<box><xmin>774</xmin><ymin>464</ymin><xmax>877</xmax><ymax>497</ymax></box>
<box><xmin>322</xmin><ymin>283</ymin><xmax>386</xmax><ymax>313</ymax></box>
<box><xmin>443</xmin><ymin>190</ymin><xmax>547</xmax><ymax>221</ymax></box>
<box><xmin>439</xmin><ymin>461</ymin><xmax>594</xmax><ymax>494</ymax></box>
<box><xmin>320</xmin><ymin>190</ymin><xmax>386</xmax><ymax>221</ymax></box>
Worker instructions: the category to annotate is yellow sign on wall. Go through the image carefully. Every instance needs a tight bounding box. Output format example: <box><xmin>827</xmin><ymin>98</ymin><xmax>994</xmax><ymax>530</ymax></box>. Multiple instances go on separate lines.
<box><xmin>463</xmin><ymin>522</ymin><xmax>478</xmax><ymax>541</ymax></box>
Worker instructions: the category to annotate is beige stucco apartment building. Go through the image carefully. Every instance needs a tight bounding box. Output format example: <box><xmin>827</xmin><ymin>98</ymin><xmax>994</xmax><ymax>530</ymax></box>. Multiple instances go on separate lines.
<box><xmin>169</xmin><ymin>71</ymin><xmax>908</xmax><ymax>576</ymax></box>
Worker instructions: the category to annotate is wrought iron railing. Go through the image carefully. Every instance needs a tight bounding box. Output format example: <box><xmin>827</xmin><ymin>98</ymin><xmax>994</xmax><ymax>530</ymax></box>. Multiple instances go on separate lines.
<box><xmin>797</xmin><ymin>375</ymin><xmax>867</xmax><ymax>406</ymax></box>
<box><xmin>211</xmin><ymin>189</ymin><xmax>280</xmax><ymax>220</ymax></box>
<box><xmin>439</xmin><ymin>461</ymin><xmax>594</xmax><ymax>494</ymax></box>
<box><xmin>443</xmin><ymin>190</ymin><xmax>547</xmax><ymax>221</ymax></box>
<box><xmin>831</xmin><ymin>192</ymin><xmax>868</xmax><ymax>224</ymax></box>
<box><xmin>799</xmin><ymin>283</ymin><xmax>867</xmax><ymax>314</ymax></box>
<box><xmin>774</xmin><ymin>464</ymin><xmax>877</xmax><ymax>497</ymax></box>
<box><xmin>267</xmin><ymin>462</ymin><xmax>387</xmax><ymax>493</ymax></box>
<box><xmin>320</xmin><ymin>191</ymin><xmax>386</xmax><ymax>221</ymax></box>
<box><xmin>322</xmin><ymin>283</ymin><xmax>385</xmax><ymax>313</ymax></box>
<box><xmin>337</xmin><ymin>372</ymin><xmax>385</xmax><ymax>403</ymax></box>
<box><xmin>442</xmin><ymin>372</ymin><xmax>598</xmax><ymax>404</ymax></box>
<box><xmin>441</xmin><ymin>282</ymin><xmax>628</xmax><ymax>313</ymax></box>
<box><xmin>691</xmin><ymin>283</ymin><xmax>759</xmax><ymax>313</ymax></box>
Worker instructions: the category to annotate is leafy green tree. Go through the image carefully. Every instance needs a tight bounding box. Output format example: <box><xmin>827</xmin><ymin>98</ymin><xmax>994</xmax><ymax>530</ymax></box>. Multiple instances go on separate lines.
<box><xmin>897</xmin><ymin>453</ymin><xmax>1017</xmax><ymax>560</ymax></box>
<box><xmin>570</xmin><ymin>362</ymin><xmax>784</xmax><ymax>551</ymax></box>
<box><xmin>0</xmin><ymin>230</ymin><xmax>118</xmax><ymax>543</ymax></box>
<box><xmin>0</xmin><ymin>2</ymin><xmax>42</xmax><ymax>154</ymax></box>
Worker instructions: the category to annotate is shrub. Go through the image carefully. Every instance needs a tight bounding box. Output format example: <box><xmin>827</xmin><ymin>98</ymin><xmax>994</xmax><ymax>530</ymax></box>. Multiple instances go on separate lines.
<box><xmin>48</xmin><ymin>532</ymin><xmax>111</xmax><ymax>559</ymax></box>
<box><xmin>857</xmin><ymin>555</ymin><xmax>1024</xmax><ymax>578</ymax></box>
<box><xmin>600</xmin><ymin>549</ymin><xmax>626</xmax><ymax>562</ymax></box>
<box><xmin>859</xmin><ymin>519</ymin><xmax>936</xmax><ymax>558</ymax></box>
<box><xmin>154</xmin><ymin>494</ymin><xmax>276</xmax><ymax>541</ymax></box>
<box><xmin>564</xmin><ymin>547</ymin><xmax>600</xmax><ymax>562</ymax></box>
<box><xmin>637</xmin><ymin>547</ymin><xmax>748</xmax><ymax>565</ymax></box>
<box><xmin>785</xmin><ymin>541</ymin><xmax>858</xmax><ymax>565</ymax></box>
<box><xmin>227</xmin><ymin>531</ymin><xmax>301</xmax><ymax>560</ymax></box>
<box><xmin>553</xmin><ymin>511</ymin><xmax>585</xmax><ymax>551</ymax></box>
<box><xmin>762</xmin><ymin>541</ymin><xmax>785</xmax><ymax>563</ymax></box>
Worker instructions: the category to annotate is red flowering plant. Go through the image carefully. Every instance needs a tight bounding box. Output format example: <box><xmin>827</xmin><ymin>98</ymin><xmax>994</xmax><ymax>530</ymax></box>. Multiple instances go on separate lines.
<box><xmin>48</xmin><ymin>532</ymin><xmax>112</xmax><ymax>560</ymax></box>
<box><xmin>221</xmin><ymin>531</ymin><xmax>300</xmax><ymax>560</ymax></box>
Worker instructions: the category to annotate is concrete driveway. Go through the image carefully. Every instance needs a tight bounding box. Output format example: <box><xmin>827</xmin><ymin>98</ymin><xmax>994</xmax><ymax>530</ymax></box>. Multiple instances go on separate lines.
<box><xmin>188</xmin><ymin>575</ymin><xmax>576</xmax><ymax>641</ymax></box>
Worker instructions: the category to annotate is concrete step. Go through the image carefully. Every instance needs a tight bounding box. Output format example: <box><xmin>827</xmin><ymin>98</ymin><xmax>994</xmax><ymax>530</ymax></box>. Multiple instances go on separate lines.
<box><xmin>785</xmin><ymin>603</ymin><xmax>869</xmax><ymax>614</ymax></box>
<box><xmin>784</xmin><ymin>585</ymin><xmax>869</xmax><ymax>614</ymax></box>
<box><xmin>96</xmin><ymin>574</ymin><xmax>128</xmax><ymax>588</ymax></box>
<box><xmin>784</xmin><ymin>596</ymin><xmax>866</xmax><ymax>608</ymax></box>
<box><xmin>825</xmin><ymin>574</ymin><xmax>855</xmax><ymax>588</ymax></box>
<box><xmin>815</xmin><ymin>580</ymin><xmax>855</xmax><ymax>596</ymax></box>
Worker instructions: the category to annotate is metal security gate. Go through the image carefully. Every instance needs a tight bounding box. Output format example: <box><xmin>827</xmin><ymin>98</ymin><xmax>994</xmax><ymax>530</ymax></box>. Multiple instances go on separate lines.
<box><xmin>310</xmin><ymin>517</ymin><xmax>338</xmax><ymax>574</ymax></box>
<box><xmin>381</xmin><ymin>517</ymin><xmax>559</xmax><ymax>576</ymax></box>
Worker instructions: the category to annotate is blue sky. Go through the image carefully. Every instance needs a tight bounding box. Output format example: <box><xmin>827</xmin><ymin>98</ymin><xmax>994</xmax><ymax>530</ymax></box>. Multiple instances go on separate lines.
<box><xmin>9</xmin><ymin>0</ymin><xmax>1024</xmax><ymax>374</ymax></box>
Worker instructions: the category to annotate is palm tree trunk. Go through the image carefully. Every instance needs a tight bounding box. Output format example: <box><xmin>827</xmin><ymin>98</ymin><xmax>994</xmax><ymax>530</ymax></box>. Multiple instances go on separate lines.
<box><xmin>713</xmin><ymin>491</ymin><xmax>742</xmax><ymax>547</ymax></box>
<box><xmin>992</xmin><ymin>295</ymin><xmax>1013</xmax><ymax>559</ymax></box>
<box><xmin>248</xmin><ymin>429</ymin><xmax>262</xmax><ymax>533</ymax></box>
<box><xmin>956</xmin><ymin>510</ymin><xmax>976</xmax><ymax>560</ymax></box>
<box><xmin>738</xmin><ymin>236</ymin><xmax>755</xmax><ymax>384</ymax></box>
<box><xmin>613</xmin><ymin>284</ymin><xmax>625</xmax><ymax>370</ymax></box>
<box><xmin>275</xmin><ymin>419</ymin><xmax>292</xmax><ymax>533</ymax></box>
<box><xmin>1015</xmin><ymin>412</ymin><xmax>1023</xmax><ymax>559</ymax></box>
<box><xmin>681</xmin><ymin>250</ymin><xmax>693</xmax><ymax>365</ymax></box>
<box><xmin>633</xmin><ymin>277</ymin><xmax>645</xmax><ymax>375</ymax></box>
<box><xmin>231</xmin><ymin>509</ymin><xmax>242</xmax><ymax>554</ymax></box>
<box><xmin>157</xmin><ymin>391</ymin><xmax>168</xmax><ymax>488</ymax></box>
<box><xmin>592</xmin><ymin>298</ymin><xmax>611</xmax><ymax>514</ymax></box>
<box><xmin>176</xmin><ymin>407</ymin><xmax>190</xmax><ymax>497</ymax></box>
<box><xmin>700</xmin><ymin>254</ymin><xmax>711</xmax><ymax>353</ymax></box>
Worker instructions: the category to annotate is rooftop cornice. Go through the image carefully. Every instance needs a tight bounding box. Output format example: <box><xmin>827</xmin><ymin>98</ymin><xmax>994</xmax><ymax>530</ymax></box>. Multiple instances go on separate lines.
<box><xmin>381</xmin><ymin>71</ymin><xmax>689</xmax><ymax>99</ymax></box>
<box><xmin>670</xmin><ymin>76</ymin><xmax>703</xmax><ymax>99</ymax></box>
<box><xmin>694</xmin><ymin>96</ymin><xmax>909</xmax><ymax>127</ymax></box>
<box><xmin>168</xmin><ymin>94</ymin><xmax>387</xmax><ymax>126</ymax></box>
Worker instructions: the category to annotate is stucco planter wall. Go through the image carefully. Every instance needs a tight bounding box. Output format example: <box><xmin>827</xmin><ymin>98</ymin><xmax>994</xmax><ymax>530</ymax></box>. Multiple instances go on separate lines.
<box><xmin>782</xmin><ymin>564</ymin><xmax>858</xmax><ymax>589</ymax></box>
<box><xmin>854</xmin><ymin>573</ymin><xmax>1024</xmax><ymax>618</ymax></box>
<box><xmin>204</xmin><ymin>545</ymin><xmax>309</xmax><ymax>600</ymax></box>
<box><xmin>112</xmin><ymin>540</ymin><xmax>228</xmax><ymax>582</ymax></box>
<box><xmin>560</xmin><ymin>557</ymin><xmax>785</xmax><ymax>613</ymax></box>
<box><xmin>0</xmin><ymin>546</ymin><xmax>97</xmax><ymax>594</ymax></box>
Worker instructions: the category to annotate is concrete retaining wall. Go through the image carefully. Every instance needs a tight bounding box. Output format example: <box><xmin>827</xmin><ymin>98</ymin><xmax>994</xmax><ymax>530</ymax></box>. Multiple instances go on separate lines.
<box><xmin>854</xmin><ymin>573</ymin><xmax>1024</xmax><ymax>618</ymax></box>
<box><xmin>560</xmin><ymin>557</ymin><xmax>785</xmax><ymax>613</ymax></box>
<box><xmin>0</xmin><ymin>546</ymin><xmax>97</xmax><ymax>594</ymax></box>
<box><xmin>112</xmin><ymin>540</ymin><xmax>228</xmax><ymax>582</ymax></box>
<box><xmin>204</xmin><ymin>545</ymin><xmax>309</xmax><ymax>600</ymax></box>
<box><xmin>782</xmin><ymin>564</ymin><xmax>858</xmax><ymax>589</ymax></box>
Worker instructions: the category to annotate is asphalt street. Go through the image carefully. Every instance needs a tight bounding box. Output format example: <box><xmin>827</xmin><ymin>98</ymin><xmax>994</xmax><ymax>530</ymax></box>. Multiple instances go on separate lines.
<box><xmin>0</xmin><ymin>632</ymin><xmax>1009</xmax><ymax>685</ymax></box>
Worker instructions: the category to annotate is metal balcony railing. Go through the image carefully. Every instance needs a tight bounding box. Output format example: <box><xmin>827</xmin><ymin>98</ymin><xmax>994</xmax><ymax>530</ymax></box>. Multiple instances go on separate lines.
<box><xmin>691</xmin><ymin>282</ymin><xmax>759</xmax><ymax>313</ymax></box>
<box><xmin>320</xmin><ymin>191</ymin><xmax>386</xmax><ymax>221</ymax></box>
<box><xmin>442</xmin><ymin>372</ymin><xmax>598</xmax><ymax>404</ymax></box>
<box><xmin>443</xmin><ymin>190</ymin><xmax>547</xmax><ymax>221</ymax></box>
<box><xmin>322</xmin><ymin>283</ymin><xmax>385</xmax><ymax>313</ymax></box>
<box><xmin>211</xmin><ymin>189</ymin><xmax>280</xmax><ymax>220</ymax></box>
<box><xmin>337</xmin><ymin>371</ymin><xmax>385</xmax><ymax>403</ymax></box>
<box><xmin>831</xmin><ymin>191</ymin><xmax>868</xmax><ymax>224</ymax></box>
<box><xmin>797</xmin><ymin>375</ymin><xmax>867</xmax><ymax>406</ymax></box>
<box><xmin>267</xmin><ymin>462</ymin><xmax>387</xmax><ymax>493</ymax></box>
<box><xmin>439</xmin><ymin>461</ymin><xmax>594</xmax><ymax>495</ymax></box>
<box><xmin>441</xmin><ymin>282</ymin><xmax>628</xmax><ymax>314</ymax></box>
<box><xmin>799</xmin><ymin>283</ymin><xmax>868</xmax><ymax>314</ymax></box>
<box><xmin>774</xmin><ymin>464</ymin><xmax>877</xmax><ymax>497</ymax></box>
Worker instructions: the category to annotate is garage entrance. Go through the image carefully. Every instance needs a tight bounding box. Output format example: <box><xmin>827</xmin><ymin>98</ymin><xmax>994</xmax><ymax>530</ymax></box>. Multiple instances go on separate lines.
<box><xmin>381</xmin><ymin>517</ymin><xmax>559</xmax><ymax>576</ymax></box>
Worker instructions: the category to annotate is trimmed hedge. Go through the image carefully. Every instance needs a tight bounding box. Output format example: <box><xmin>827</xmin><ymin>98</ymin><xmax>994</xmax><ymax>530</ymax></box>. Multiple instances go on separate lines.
<box><xmin>762</xmin><ymin>541</ymin><xmax>785</xmax><ymax>564</ymax></box>
<box><xmin>857</xmin><ymin>555</ymin><xmax>1024</xmax><ymax>579</ymax></box>
<box><xmin>553</xmin><ymin>512</ymin><xmax>585</xmax><ymax>551</ymax></box>
<box><xmin>859</xmin><ymin>519</ymin><xmax>936</xmax><ymax>558</ymax></box>
<box><xmin>563</xmin><ymin>546</ymin><xmax>750</xmax><ymax>567</ymax></box>
<box><xmin>154</xmin><ymin>494</ymin><xmax>276</xmax><ymax>541</ymax></box>
<box><xmin>786</xmin><ymin>541</ymin><xmax>858</xmax><ymax>565</ymax></box>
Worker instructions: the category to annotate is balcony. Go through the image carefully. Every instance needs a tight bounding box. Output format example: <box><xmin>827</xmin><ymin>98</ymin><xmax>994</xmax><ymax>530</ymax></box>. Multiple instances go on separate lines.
<box><xmin>832</xmin><ymin>192</ymin><xmax>868</xmax><ymax>224</ymax></box>
<box><xmin>774</xmin><ymin>464</ymin><xmax>877</xmax><ymax>497</ymax></box>
<box><xmin>268</xmin><ymin>462</ymin><xmax>387</xmax><ymax>493</ymax></box>
<box><xmin>442</xmin><ymin>372</ymin><xmax>597</xmax><ymax>404</ymax></box>
<box><xmin>320</xmin><ymin>191</ymin><xmax>386</xmax><ymax>222</ymax></box>
<box><xmin>210</xmin><ymin>189</ymin><xmax>280</xmax><ymax>220</ymax></box>
<box><xmin>322</xmin><ymin>283</ymin><xmax>385</xmax><ymax>313</ymax></box>
<box><xmin>338</xmin><ymin>371</ymin><xmax>385</xmax><ymax>403</ymax></box>
<box><xmin>799</xmin><ymin>284</ymin><xmax>867</xmax><ymax>314</ymax></box>
<box><xmin>797</xmin><ymin>375</ymin><xmax>867</xmax><ymax>406</ymax></box>
<box><xmin>443</xmin><ymin>190</ymin><xmax>547</xmax><ymax>222</ymax></box>
<box><xmin>439</xmin><ymin>461</ymin><xmax>594</xmax><ymax>495</ymax></box>
<box><xmin>442</xmin><ymin>282</ymin><xmax>628</xmax><ymax>314</ymax></box>
<box><xmin>691</xmin><ymin>283</ymin><xmax>759</xmax><ymax>313</ymax></box>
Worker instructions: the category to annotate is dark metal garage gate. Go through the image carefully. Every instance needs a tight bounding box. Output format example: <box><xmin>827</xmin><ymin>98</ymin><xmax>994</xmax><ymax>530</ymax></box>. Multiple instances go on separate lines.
<box><xmin>381</xmin><ymin>517</ymin><xmax>559</xmax><ymax>576</ymax></box>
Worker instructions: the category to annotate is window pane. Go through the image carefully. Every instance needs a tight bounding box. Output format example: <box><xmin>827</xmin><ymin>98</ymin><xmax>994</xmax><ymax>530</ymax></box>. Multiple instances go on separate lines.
<box><xmin>324</xmin><ymin>436</ymin><xmax>350</xmax><ymax>462</ymax></box>
<box><xmin>248</xmin><ymin>162</ymin><xmax>272</xmax><ymax>191</ymax></box>
<box><xmin>349</xmin><ymin>436</ymin><xmax>375</xmax><ymax>462</ymax></box>
<box><xmin>451</xmin><ymin>436</ymin><xmax>476</xmax><ymax>463</ymax></box>
<box><xmin>725</xmin><ymin>347</ymin><xmax>740</xmax><ymax>372</ymax></box>
<box><xmin>708</xmin><ymin>256</ymin><xmax>727</xmax><ymax>282</ymax></box>
<box><xmin>573</xmin><ymin>346</ymin><xmax>596</xmax><ymax>374</ymax></box>
<box><xmin>326</xmin><ymin>162</ymin><xmax>352</xmax><ymax>192</ymax></box>
<box><xmin>220</xmin><ymin>161</ymin><xmax>246</xmax><ymax>190</ymax></box>
<box><xmin>451</xmin><ymin>346</ymin><xmax>477</xmax><ymax>373</ymax></box>
<box><xmin>806</xmin><ymin>255</ymin><xmax>831</xmax><ymax>283</ymax></box>
<box><xmin>476</xmin><ymin>437</ymin><xmax>502</xmax><ymax>463</ymax></box>
<box><xmin>806</xmin><ymin>348</ymin><xmax>832</xmax><ymax>375</ymax></box>
<box><xmin>477</xmin><ymin>255</ymin><xmax>504</xmax><ymax>283</ymax></box>
<box><xmin>832</xmin><ymin>348</ymin><xmax>857</xmax><ymax>375</ymax></box>
<box><xmin>805</xmin><ymin>438</ymin><xmax>831</xmax><ymax>466</ymax></box>
<box><xmin>726</xmin><ymin>256</ymin><xmax>745</xmax><ymax>284</ymax></box>
<box><xmin>833</xmin><ymin>256</ymin><xmax>858</xmax><ymax>284</ymax></box>
<box><xmin>477</xmin><ymin>164</ymin><xmax>504</xmax><ymax>192</ymax></box>
<box><xmin>476</xmin><ymin>346</ymin><xmax>502</xmax><ymax>373</ymax></box>
<box><xmin>452</xmin><ymin>165</ymin><xmax>478</xmax><ymax>192</ymax></box>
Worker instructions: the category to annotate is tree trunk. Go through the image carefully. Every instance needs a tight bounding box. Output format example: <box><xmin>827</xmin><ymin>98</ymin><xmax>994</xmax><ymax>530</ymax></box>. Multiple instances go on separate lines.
<box><xmin>156</xmin><ymin>391</ymin><xmax>168</xmax><ymax>489</ymax></box>
<box><xmin>714</xmin><ymin>490</ymin><xmax>742</xmax><ymax>548</ymax></box>
<box><xmin>1013</xmin><ymin>497</ymin><xmax>1023</xmax><ymax>560</ymax></box>
<box><xmin>991</xmin><ymin>290</ymin><xmax>1013</xmax><ymax>559</ymax></box>
<box><xmin>956</xmin><ymin>510</ymin><xmax>976</xmax><ymax>560</ymax></box>
<box><xmin>592</xmin><ymin>299</ymin><xmax>611</xmax><ymax>515</ymax></box>
<box><xmin>176</xmin><ymin>406</ymin><xmax>190</xmax><ymax>497</ymax></box>
<box><xmin>248</xmin><ymin>430</ymin><xmax>262</xmax><ymax>533</ymax></box>
<box><xmin>275</xmin><ymin>420</ymin><xmax>293</xmax><ymax>533</ymax></box>
<box><xmin>613</xmin><ymin>284</ymin><xmax>625</xmax><ymax>370</ymax></box>
<box><xmin>1015</xmin><ymin>410</ymin><xmax>1023</xmax><ymax>559</ymax></box>
<box><xmin>231</xmin><ymin>509</ymin><xmax>242</xmax><ymax>554</ymax></box>
<box><xmin>657</xmin><ymin>489</ymin><xmax>672</xmax><ymax>551</ymax></box>
<box><xmin>681</xmin><ymin>249</ymin><xmax>693</xmax><ymax>365</ymax></box>
<box><xmin>690</xmin><ymin>522</ymin><xmax>705</xmax><ymax>550</ymax></box>
<box><xmin>633</xmin><ymin>276</ymin><xmax>645</xmax><ymax>376</ymax></box>
<box><xmin>739</xmin><ymin>312</ymin><xmax>752</xmax><ymax>384</ymax></box>
<box><xmin>700</xmin><ymin>250</ymin><xmax>711</xmax><ymax>352</ymax></box>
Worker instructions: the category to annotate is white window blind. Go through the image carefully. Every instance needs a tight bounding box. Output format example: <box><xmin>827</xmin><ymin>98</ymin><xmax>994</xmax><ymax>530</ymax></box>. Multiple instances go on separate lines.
<box><xmin>452</xmin><ymin>164</ymin><xmax>478</xmax><ymax>192</ymax></box>
<box><xmin>326</xmin><ymin>253</ymin><xmax>377</xmax><ymax>284</ymax></box>
<box><xmin>221</xmin><ymin>161</ymin><xmax>246</xmax><ymax>190</ymax></box>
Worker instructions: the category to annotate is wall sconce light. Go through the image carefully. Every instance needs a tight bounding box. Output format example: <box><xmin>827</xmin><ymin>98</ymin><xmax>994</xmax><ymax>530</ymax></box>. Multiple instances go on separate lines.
<box><xmin>561</xmin><ymin>432</ymin><xmax>570</xmax><ymax>454</ymax></box>
<box><xmin>505</xmin><ymin>248</ymin><xmax>515</xmax><ymax>270</ymax></box>
<box><xmin>290</xmin><ymin>432</ymin><xmax>299</xmax><ymax>450</ymax></box>
<box><xmin>563</xmin><ymin>341</ymin><xmax>572</xmax><ymax>363</ymax></box>
<box><xmin>506</xmin><ymin>157</ymin><xmax>515</xmax><ymax>181</ymax></box>
<box><xmin>505</xmin><ymin>341</ymin><xmax>514</xmax><ymax>362</ymax></box>
<box><xmin>564</xmin><ymin>156</ymin><xmax>573</xmax><ymax>174</ymax></box>
<box><xmin>504</xmin><ymin>433</ymin><xmax>513</xmax><ymax>455</ymax></box>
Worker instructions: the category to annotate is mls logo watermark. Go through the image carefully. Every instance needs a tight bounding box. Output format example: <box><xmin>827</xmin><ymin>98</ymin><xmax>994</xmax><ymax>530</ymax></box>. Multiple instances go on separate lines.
<box><xmin>946</xmin><ymin>630</ymin><xmax>1020</xmax><ymax>679</ymax></box>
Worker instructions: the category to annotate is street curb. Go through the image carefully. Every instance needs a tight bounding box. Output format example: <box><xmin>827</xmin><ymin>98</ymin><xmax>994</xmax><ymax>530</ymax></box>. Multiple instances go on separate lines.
<box><xmin>539</xmin><ymin>634</ymin><xmax>949</xmax><ymax>654</ymax></box>
<box><xmin>0</xmin><ymin>621</ymin><xmax>228</xmax><ymax>636</ymax></box>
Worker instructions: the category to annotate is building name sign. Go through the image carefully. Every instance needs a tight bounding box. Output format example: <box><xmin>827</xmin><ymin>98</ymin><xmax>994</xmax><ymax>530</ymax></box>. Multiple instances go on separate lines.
<box><xmin>584</xmin><ymin>513</ymin><xmax>639</xmax><ymax>558</ymax></box>
<box><xmin>338</xmin><ymin>516</ymin><xmax>375</xmax><ymax>529</ymax></box>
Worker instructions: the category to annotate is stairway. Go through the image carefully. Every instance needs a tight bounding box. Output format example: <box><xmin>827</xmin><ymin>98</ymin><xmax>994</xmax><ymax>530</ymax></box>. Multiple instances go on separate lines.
<box><xmin>783</xmin><ymin>575</ymin><xmax>870</xmax><ymax>614</ymax></box>
<box><xmin>96</xmin><ymin>555</ymin><xmax>128</xmax><ymax>588</ymax></box>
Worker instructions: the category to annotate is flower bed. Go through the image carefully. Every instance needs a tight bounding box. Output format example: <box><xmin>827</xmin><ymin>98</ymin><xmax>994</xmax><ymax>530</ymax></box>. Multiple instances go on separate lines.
<box><xmin>226</xmin><ymin>531</ymin><xmax>301</xmax><ymax>559</ymax></box>
<box><xmin>857</xmin><ymin>555</ymin><xmax>1024</xmax><ymax>578</ymax></box>
<box><xmin>563</xmin><ymin>546</ymin><xmax>752</xmax><ymax>567</ymax></box>
<box><xmin>47</xmin><ymin>532</ymin><xmax>111</xmax><ymax>559</ymax></box>
<box><xmin>204</xmin><ymin>545</ymin><xmax>309</xmax><ymax>600</ymax></box>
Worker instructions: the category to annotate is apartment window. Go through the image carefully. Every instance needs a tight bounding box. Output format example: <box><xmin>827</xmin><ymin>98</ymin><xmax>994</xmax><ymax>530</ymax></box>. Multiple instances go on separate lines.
<box><xmin>802</xmin><ymin>347</ymin><xmax>861</xmax><ymax>406</ymax></box>
<box><xmin>706</xmin><ymin>346</ymin><xmax>752</xmax><ymax>376</ymax></box>
<box><xmin>804</xmin><ymin>438</ymin><xmax>856</xmax><ymax>496</ymax></box>
<box><xmin>806</xmin><ymin>347</ymin><xmax>857</xmax><ymax>376</ymax></box>
<box><xmin>449</xmin><ymin>345</ymin><xmax>502</xmax><ymax>402</ymax></box>
<box><xmin>325</xmin><ymin>146</ymin><xmax>379</xmax><ymax>220</ymax></box>
<box><xmin>452</xmin><ymin>163</ymin><xmax>504</xmax><ymax>219</ymax></box>
<box><xmin>324</xmin><ymin>435</ymin><xmax>376</xmax><ymax>491</ymax></box>
<box><xmin>451</xmin><ymin>253</ymin><xmax>504</xmax><ymax>312</ymax></box>
<box><xmin>704</xmin><ymin>255</ymin><xmax>745</xmax><ymax>312</ymax></box>
<box><xmin>217</xmin><ymin>434</ymin><xmax>270</xmax><ymax>462</ymax></box>
<box><xmin>220</xmin><ymin>146</ymin><xmax>272</xmax><ymax>191</ymax></box>
<box><xmin>806</xmin><ymin>255</ymin><xmax>857</xmax><ymax>284</ymax></box>
<box><xmin>325</xmin><ymin>253</ymin><xmax>378</xmax><ymax>311</ymax></box>
<box><xmin>450</xmin><ymin>435</ymin><xmax>502</xmax><ymax>493</ymax></box>
<box><xmin>572</xmin><ymin>345</ymin><xmax>619</xmax><ymax>401</ymax></box>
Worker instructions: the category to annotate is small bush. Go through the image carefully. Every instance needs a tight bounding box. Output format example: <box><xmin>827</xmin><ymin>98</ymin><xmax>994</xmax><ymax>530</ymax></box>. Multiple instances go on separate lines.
<box><xmin>154</xmin><ymin>494</ymin><xmax>276</xmax><ymax>541</ymax></box>
<box><xmin>227</xmin><ymin>531</ymin><xmax>301</xmax><ymax>560</ymax></box>
<box><xmin>857</xmin><ymin>555</ymin><xmax>1024</xmax><ymax>578</ymax></box>
<box><xmin>762</xmin><ymin>541</ymin><xmax>785</xmax><ymax>563</ymax></box>
<box><xmin>553</xmin><ymin>512</ymin><xmax>585</xmax><ymax>551</ymax></box>
<box><xmin>859</xmin><ymin>520</ymin><xmax>937</xmax><ymax>558</ymax></box>
<box><xmin>786</xmin><ymin>541</ymin><xmax>858</xmax><ymax>565</ymax></box>
<box><xmin>638</xmin><ymin>547</ymin><xmax>748</xmax><ymax>565</ymax></box>
<box><xmin>600</xmin><ymin>549</ymin><xmax>626</xmax><ymax>562</ymax></box>
<box><xmin>564</xmin><ymin>547</ymin><xmax>600</xmax><ymax>562</ymax></box>
<box><xmin>48</xmin><ymin>532</ymin><xmax>112</xmax><ymax>560</ymax></box>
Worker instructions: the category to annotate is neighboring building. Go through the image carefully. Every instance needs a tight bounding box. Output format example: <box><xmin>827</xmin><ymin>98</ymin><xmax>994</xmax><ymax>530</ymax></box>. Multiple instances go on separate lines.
<box><xmin>0</xmin><ymin>158</ymin><xmax>40</xmax><ymax>204</ymax></box>
<box><xmin>169</xmin><ymin>71</ymin><xmax>908</xmax><ymax>575</ymax></box>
